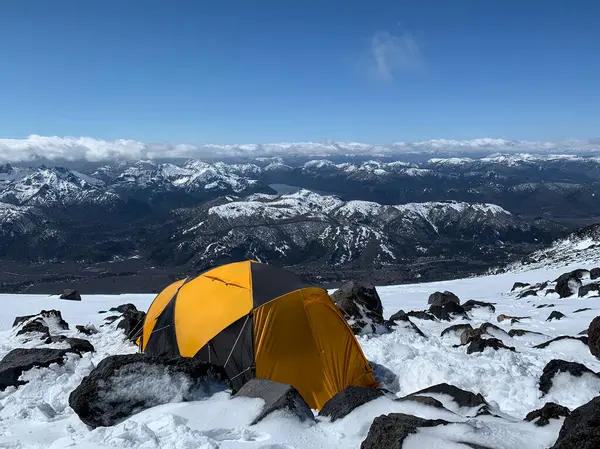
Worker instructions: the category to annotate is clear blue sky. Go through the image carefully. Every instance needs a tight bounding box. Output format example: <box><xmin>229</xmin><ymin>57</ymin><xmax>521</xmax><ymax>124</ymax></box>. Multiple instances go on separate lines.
<box><xmin>0</xmin><ymin>0</ymin><xmax>599</xmax><ymax>144</ymax></box>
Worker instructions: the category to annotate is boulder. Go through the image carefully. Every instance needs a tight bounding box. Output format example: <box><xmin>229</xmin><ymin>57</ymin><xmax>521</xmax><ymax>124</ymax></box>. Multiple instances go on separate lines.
<box><xmin>588</xmin><ymin>316</ymin><xmax>600</xmax><ymax>358</ymax></box>
<box><xmin>539</xmin><ymin>359</ymin><xmax>598</xmax><ymax>395</ymax></box>
<box><xmin>386</xmin><ymin>311</ymin><xmax>426</xmax><ymax>337</ymax></box>
<box><xmin>407</xmin><ymin>383</ymin><xmax>490</xmax><ymax>416</ymax></box>
<box><xmin>360</xmin><ymin>413</ymin><xmax>450</xmax><ymax>449</ymax></box>
<box><xmin>69</xmin><ymin>353</ymin><xmax>229</xmax><ymax>428</ymax></box>
<box><xmin>591</xmin><ymin>268</ymin><xmax>600</xmax><ymax>280</ymax></box>
<box><xmin>16</xmin><ymin>320</ymin><xmax>50</xmax><ymax>339</ymax></box>
<box><xmin>331</xmin><ymin>281</ymin><xmax>385</xmax><ymax>334</ymax></box>
<box><xmin>406</xmin><ymin>310</ymin><xmax>437</xmax><ymax>321</ymax></box>
<box><xmin>13</xmin><ymin>310</ymin><xmax>69</xmax><ymax>332</ymax></box>
<box><xmin>551</xmin><ymin>396</ymin><xmax>600</xmax><ymax>449</ymax></box>
<box><xmin>76</xmin><ymin>324</ymin><xmax>98</xmax><ymax>336</ymax></box>
<box><xmin>12</xmin><ymin>314</ymin><xmax>35</xmax><ymax>327</ymax></box>
<box><xmin>571</xmin><ymin>269</ymin><xmax>591</xmax><ymax>279</ymax></box>
<box><xmin>319</xmin><ymin>386</ymin><xmax>383</xmax><ymax>421</ymax></box>
<box><xmin>509</xmin><ymin>329</ymin><xmax>545</xmax><ymax>337</ymax></box>
<box><xmin>525</xmin><ymin>402</ymin><xmax>570</xmax><ymax>427</ymax></box>
<box><xmin>45</xmin><ymin>336</ymin><xmax>95</xmax><ymax>354</ymax></box>
<box><xmin>518</xmin><ymin>289</ymin><xmax>538</xmax><ymax>299</ymax></box>
<box><xmin>0</xmin><ymin>348</ymin><xmax>75</xmax><ymax>391</ymax></box>
<box><xmin>534</xmin><ymin>336</ymin><xmax>588</xmax><ymax>349</ymax></box>
<box><xmin>467</xmin><ymin>337</ymin><xmax>515</xmax><ymax>354</ymax></box>
<box><xmin>117</xmin><ymin>309</ymin><xmax>147</xmax><ymax>342</ymax></box>
<box><xmin>396</xmin><ymin>395</ymin><xmax>445</xmax><ymax>409</ymax></box>
<box><xmin>579</xmin><ymin>283</ymin><xmax>600</xmax><ymax>297</ymax></box>
<box><xmin>497</xmin><ymin>314</ymin><xmax>530</xmax><ymax>323</ymax></box>
<box><xmin>511</xmin><ymin>282</ymin><xmax>530</xmax><ymax>291</ymax></box>
<box><xmin>545</xmin><ymin>289</ymin><xmax>557</xmax><ymax>296</ymax></box>
<box><xmin>429</xmin><ymin>301</ymin><xmax>468</xmax><ymax>321</ymax></box>
<box><xmin>428</xmin><ymin>291</ymin><xmax>460</xmax><ymax>306</ymax></box>
<box><xmin>109</xmin><ymin>303</ymin><xmax>138</xmax><ymax>314</ymax></box>
<box><xmin>60</xmin><ymin>289</ymin><xmax>81</xmax><ymax>301</ymax></box>
<box><xmin>104</xmin><ymin>315</ymin><xmax>120</xmax><ymax>323</ymax></box>
<box><xmin>441</xmin><ymin>324</ymin><xmax>473</xmax><ymax>338</ymax></box>
<box><xmin>547</xmin><ymin>311</ymin><xmax>567</xmax><ymax>321</ymax></box>
<box><xmin>234</xmin><ymin>378</ymin><xmax>314</xmax><ymax>425</ymax></box>
<box><xmin>556</xmin><ymin>272</ymin><xmax>582</xmax><ymax>298</ymax></box>
<box><xmin>462</xmin><ymin>300</ymin><xmax>496</xmax><ymax>313</ymax></box>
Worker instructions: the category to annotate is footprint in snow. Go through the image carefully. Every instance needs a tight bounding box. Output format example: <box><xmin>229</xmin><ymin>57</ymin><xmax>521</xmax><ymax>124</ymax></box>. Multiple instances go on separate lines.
<box><xmin>200</xmin><ymin>428</ymin><xmax>270</xmax><ymax>442</ymax></box>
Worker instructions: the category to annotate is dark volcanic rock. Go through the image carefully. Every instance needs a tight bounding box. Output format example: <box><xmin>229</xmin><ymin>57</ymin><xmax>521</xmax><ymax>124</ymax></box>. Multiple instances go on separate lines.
<box><xmin>0</xmin><ymin>348</ymin><xmax>75</xmax><ymax>391</ymax></box>
<box><xmin>429</xmin><ymin>301</ymin><xmax>468</xmax><ymax>321</ymax></box>
<box><xmin>16</xmin><ymin>320</ymin><xmax>50</xmax><ymax>339</ymax></box>
<box><xmin>331</xmin><ymin>281</ymin><xmax>385</xmax><ymax>334</ymax></box>
<box><xmin>386</xmin><ymin>311</ymin><xmax>426</xmax><ymax>337</ymax></box>
<box><xmin>551</xmin><ymin>396</ymin><xmax>600</xmax><ymax>449</ymax></box>
<box><xmin>428</xmin><ymin>291</ymin><xmax>460</xmax><ymax>306</ymax></box>
<box><xmin>396</xmin><ymin>395</ymin><xmax>446</xmax><ymax>409</ymax></box>
<box><xmin>511</xmin><ymin>282</ymin><xmax>530</xmax><ymax>291</ymax></box>
<box><xmin>534</xmin><ymin>335</ymin><xmax>588</xmax><ymax>349</ymax></box>
<box><xmin>525</xmin><ymin>402</ymin><xmax>570</xmax><ymax>427</ymax></box>
<box><xmin>547</xmin><ymin>311</ymin><xmax>567</xmax><ymax>321</ymax></box>
<box><xmin>406</xmin><ymin>310</ymin><xmax>437</xmax><ymax>321</ymax></box>
<box><xmin>109</xmin><ymin>303</ymin><xmax>138</xmax><ymax>314</ymax></box>
<box><xmin>12</xmin><ymin>314</ymin><xmax>36</xmax><ymax>327</ymax></box>
<box><xmin>60</xmin><ymin>289</ymin><xmax>81</xmax><ymax>301</ymax></box>
<box><xmin>539</xmin><ymin>359</ymin><xmax>598</xmax><ymax>395</ymax></box>
<box><xmin>509</xmin><ymin>329</ymin><xmax>546</xmax><ymax>337</ymax></box>
<box><xmin>545</xmin><ymin>289</ymin><xmax>557</xmax><ymax>296</ymax></box>
<box><xmin>69</xmin><ymin>353</ymin><xmax>229</xmax><ymax>428</ymax></box>
<box><xmin>462</xmin><ymin>300</ymin><xmax>496</xmax><ymax>313</ymax></box>
<box><xmin>579</xmin><ymin>283</ymin><xmax>600</xmax><ymax>297</ymax></box>
<box><xmin>536</xmin><ymin>304</ymin><xmax>555</xmax><ymax>308</ymax></box>
<box><xmin>574</xmin><ymin>308</ymin><xmax>592</xmax><ymax>313</ymax></box>
<box><xmin>104</xmin><ymin>315</ymin><xmax>120</xmax><ymax>323</ymax></box>
<box><xmin>117</xmin><ymin>309</ymin><xmax>147</xmax><ymax>342</ymax></box>
<box><xmin>76</xmin><ymin>324</ymin><xmax>98</xmax><ymax>335</ymax></box>
<box><xmin>591</xmin><ymin>268</ymin><xmax>600</xmax><ymax>280</ymax></box>
<box><xmin>467</xmin><ymin>337</ymin><xmax>515</xmax><ymax>354</ymax></box>
<box><xmin>441</xmin><ymin>323</ymin><xmax>473</xmax><ymax>338</ymax></box>
<box><xmin>571</xmin><ymin>269</ymin><xmax>591</xmax><ymax>279</ymax></box>
<box><xmin>319</xmin><ymin>386</ymin><xmax>383</xmax><ymax>421</ymax></box>
<box><xmin>235</xmin><ymin>378</ymin><xmax>314</xmax><ymax>425</ymax></box>
<box><xmin>588</xmin><ymin>316</ymin><xmax>600</xmax><ymax>358</ymax></box>
<box><xmin>45</xmin><ymin>336</ymin><xmax>95</xmax><ymax>354</ymax></box>
<box><xmin>556</xmin><ymin>272</ymin><xmax>582</xmax><ymax>298</ymax></box>
<box><xmin>518</xmin><ymin>289</ymin><xmax>538</xmax><ymax>299</ymax></box>
<box><xmin>360</xmin><ymin>413</ymin><xmax>450</xmax><ymax>449</ymax></box>
<box><xmin>408</xmin><ymin>383</ymin><xmax>490</xmax><ymax>415</ymax></box>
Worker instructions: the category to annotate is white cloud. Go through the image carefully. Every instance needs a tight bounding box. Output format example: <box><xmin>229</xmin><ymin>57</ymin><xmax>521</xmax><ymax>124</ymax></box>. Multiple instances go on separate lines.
<box><xmin>369</xmin><ymin>31</ymin><xmax>421</xmax><ymax>81</ymax></box>
<box><xmin>0</xmin><ymin>135</ymin><xmax>599</xmax><ymax>163</ymax></box>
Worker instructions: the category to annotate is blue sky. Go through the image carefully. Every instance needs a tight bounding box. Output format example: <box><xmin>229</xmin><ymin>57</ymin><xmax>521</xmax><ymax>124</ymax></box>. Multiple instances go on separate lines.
<box><xmin>0</xmin><ymin>0</ymin><xmax>599</xmax><ymax>144</ymax></box>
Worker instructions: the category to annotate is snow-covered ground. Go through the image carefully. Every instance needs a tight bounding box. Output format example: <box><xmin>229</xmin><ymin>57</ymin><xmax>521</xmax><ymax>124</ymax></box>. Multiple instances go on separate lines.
<box><xmin>1</xmin><ymin>260</ymin><xmax>599</xmax><ymax>449</ymax></box>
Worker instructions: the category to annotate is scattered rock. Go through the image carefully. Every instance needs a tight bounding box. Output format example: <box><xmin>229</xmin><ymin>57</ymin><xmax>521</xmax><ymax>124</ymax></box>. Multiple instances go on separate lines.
<box><xmin>556</xmin><ymin>272</ymin><xmax>583</xmax><ymax>298</ymax></box>
<box><xmin>511</xmin><ymin>282</ymin><xmax>530</xmax><ymax>291</ymax></box>
<box><xmin>69</xmin><ymin>354</ymin><xmax>229</xmax><ymax>428</ymax></box>
<box><xmin>429</xmin><ymin>301</ymin><xmax>468</xmax><ymax>321</ymax></box>
<box><xmin>518</xmin><ymin>289</ymin><xmax>538</xmax><ymax>299</ymax></box>
<box><xmin>76</xmin><ymin>325</ymin><xmax>98</xmax><ymax>336</ymax></box>
<box><xmin>551</xmin><ymin>396</ymin><xmax>600</xmax><ymax>449</ymax></box>
<box><xmin>534</xmin><ymin>336</ymin><xmax>588</xmax><ymax>349</ymax></box>
<box><xmin>588</xmin><ymin>316</ymin><xmax>600</xmax><ymax>358</ymax></box>
<box><xmin>480</xmin><ymin>322</ymin><xmax>510</xmax><ymax>339</ymax></box>
<box><xmin>525</xmin><ymin>402</ymin><xmax>570</xmax><ymax>427</ymax></box>
<box><xmin>16</xmin><ymin>320</ymin><xmax>50</xmax><ymax>339</ymax></box>
<box><xmin>462</xmin><ymin>300</ymin><xmax>496</xmax><ymax>313</ymax></box>
<box><xmin>591</xmin><ymin>268</ymin><xmax>600</xmax><ymax>280</ymax></box>
<box><xmin>117</xmin><ymin>309</ymin><xmax>147</xmax><ymax>342</ymax></box>
<box><xmin>509</xmin><ymin>329</ymin><xmax>545</xmax><ymax>337</ymax></box>
<box><xmin>0</xmin><ymin>348</ymin><xmax>75</xmax><ymax>391</ymax></box>
<box><xmin>428</xmin><ymin>291</ymin><xmax>460</xmax><ymax>306</ymax></box>
<box><xmin>571</xmin><ymin>269</ymin><xmax>591</xmax><ymax>280</ymax></box>
<box><xmin>407</xmin><ymin>383</ymin><xmax>490</xmax><ymax>415</ymax></box>
<box><xmin>547</xmin><ymin>311</ymin><xmax>567</xmax><ymax>321</ymax></box>
<box><xmin>386</xmin><ymin>311</ymin><xmax>426</xmax><ymax>337</ymax></box>
<box><xmin>539</xmin><ymin>359</ymin><xmax>598</xmax><ymax>395</ymax></box>
<box><xmin>104</xmin><ymin>315</ymin><xmax>120</xmax><ymax>323</ymax></box>
<box><xmin>579</xmin><ymin>283</ymin><xmax>600</xmax><ymax>297</ymax></box>
<box><xmin>12</xmin><ymin>315</ymin><xmax>36</xmax><ymax>327</ymax></box>
<box><xmin>406</xmin><ymin>311</ymin><xmax>437</xmax><ymax>321</ymax></box>
<box><xmin>467</xmin><ymin>337</ymin><xmax>515</xmax><ymax>354</ymax></box>
<box><xmin>397</xmin><ymin>395</ymin><xmax>446</xmax><ymax>409</ymax></box>
<box><xmin>361</xmin><ymin>413</ymin><xmax>450</xmax><ymax>449</ymax></box>
<box><xmin>441</xmin><ymin>324</ymin><xmax>473</xmax><ymax>338</ymax></box>
<box><xmin>319</xmin><ymin>386</ymin><xmax>383</xmax><ymax>422</ymax></box>
<box><xmin>460</xmin><ymin>328</ymin><xmax>482</xmax><ymax>345</ymax></box>
<box><xmin>331</xmin><ymin>281</ymin><xmax>385</xmax><ymax>334</ymax></box>
<box><xmin>235</xmin><ymin>378</ymin><xmax>314</xmax><ymax>425</ymax></box>
<box><xmin>109</xmin><ymin>303</ymin><xmax>138</xmax><ymax>314</ymax></box>
<box><xmin>497</xmin><ymin>314</ymin><xmax>530</xmax><ymax>323</ymax></box>
<box><xmin>45</xmin><ymin>336</ymin><xmax>95</xmax><ymax>354</ymax></box>
<box><xmin>60</xmin><ymin>289</ymin><xmax>81</xmax><ymax>301</ymax></box>
<box><xmin>536</xmin><ymin>304</ymin><xmax>555</xmax><ymax>308</ymax></box>
<box><xmin>574</xmin><ymin>308</ymin><xmax>592</xmax><ymax>313</ymax></box>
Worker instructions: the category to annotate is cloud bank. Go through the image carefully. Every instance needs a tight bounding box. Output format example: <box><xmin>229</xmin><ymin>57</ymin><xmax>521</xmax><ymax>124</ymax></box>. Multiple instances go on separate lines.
<box><xmin>0</xmin><ymin>135</ymin><xmax>599</xmax><ymax>163</ymax></box>
<box><xmin>369</xmin><ymin>31</ymin><xmax>421</xmax><ymax>80</ymax></box>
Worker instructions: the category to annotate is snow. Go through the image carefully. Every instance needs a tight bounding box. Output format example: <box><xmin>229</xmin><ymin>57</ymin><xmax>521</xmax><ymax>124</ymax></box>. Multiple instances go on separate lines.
<box><xmin>1</xmin><ymin>261</ymin><xmax>600</xmax><ymax>448</ymax></box>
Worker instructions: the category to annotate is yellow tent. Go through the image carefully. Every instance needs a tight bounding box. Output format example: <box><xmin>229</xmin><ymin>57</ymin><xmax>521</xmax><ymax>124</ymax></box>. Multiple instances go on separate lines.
<box><xmin>140</xmin><ymin>260</ymin><xmax>377</xmax><ymax>409</ymax></box>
